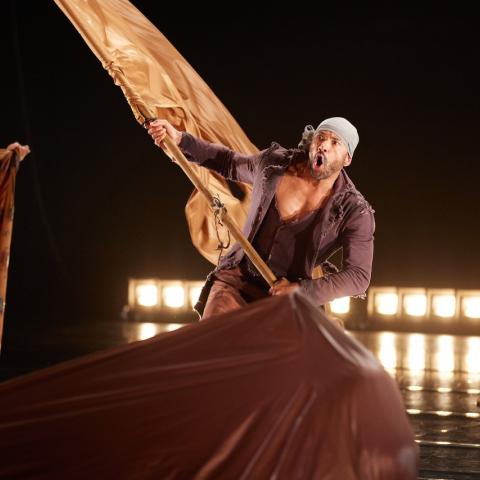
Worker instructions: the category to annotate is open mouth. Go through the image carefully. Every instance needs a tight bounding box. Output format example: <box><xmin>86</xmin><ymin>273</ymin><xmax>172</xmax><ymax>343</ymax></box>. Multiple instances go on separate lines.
<box><xmin>315</xmin><ymin>154</ymin><xmax>325</xmax><ymax>168</ymax></box>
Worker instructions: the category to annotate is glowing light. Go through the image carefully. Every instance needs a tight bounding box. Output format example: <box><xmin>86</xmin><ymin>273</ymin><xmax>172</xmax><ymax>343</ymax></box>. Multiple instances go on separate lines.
<box><xmin>378</xmin><ymin>332</ymin><xmax>397</xmax><ymax>370</ymax></box>
<box><xmin>136</xmin><ymin>283</ymin><xmax>159</xmax><ymax>307</ymax></box>
<box><xmin>465</xmin><ymin>337</ymin><xmax>480</xmax><ymax>375</ymax></box>
<box><xmin>138</xmin><ymin>322</ymin><xmax>159</xmax><ymax>340</ymax></box>
<box><xmin>437</xmin><ymin>387</ymin><xmax>452</xmax><ymax>393</ymax></box>
<box><xmin>189</xmin><ymin>286</ymin><xmax>203</xmax><ymax>308</ymax></box>
<box><xmin>435</xmin><ymin>411</ymin><xmax>453</xmax><ymax>417</ymax></box>
<box><xmin>462</xmin><ymin>296</ymin><xmax>480</xmax><ymax>318</ymax></box>
<box><xmin>163</xmin><ymin>285</ymin><xmax>185</xmax><ymax>308</ymax></box>
<box><xmin>431</xmin><ymin>294</ymin><xmax>456</xmax><ymax>318</ymax></box>
<box><xmin>407</xmin><ymin>334</ymin><xmax>425</xmax><ymax>372</ymax></box>
<box><xmin>435</xmin><ymin>335</ymin><xmax>455</xmax><ymax>374</ymax></box>
<box><xmin>467</xmin><ymin>388</ymin><xmax>480</xmax><ymax>394</ymax></box>
<box><xmin>165</xmin><ymin>323</ymin><xmax>184</xmax><ymax>332</ymax></box>
<box><xmin>403</xmin><ymin>294</ymin><xmax>427</xmax><ymax>317</ymax></box>
<box><xmin>407</xmin><ymin>409</ymin><xmax>421</xmax><ymax>415</ymax></box>
<box><xmin>407</xmin><ymin>385</ymin><xmax>423</xmax><ymax>391</ymax></box>
<box><xmin>330</xmin><ymin>297</ymin><xmax>350</xmax><ymax>314</ymax></box>
<box><xmin>466</xmin><ymin>412</ymin><xmax>480</xmax><ymax>418</ymax></box>
<box><xmin>375</xmin><ymin>293</ymin><xmax>398</xmax><ymax>315</ymax></box>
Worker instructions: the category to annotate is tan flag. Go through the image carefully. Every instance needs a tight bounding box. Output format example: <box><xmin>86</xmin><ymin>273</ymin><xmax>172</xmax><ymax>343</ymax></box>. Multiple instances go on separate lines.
<box><xmin>0</xmin><ymin>148</ymin><xmax>21</xmax><ymax>347</ymax></box>
<box><xmin>54</xmin><ymin>0</ymin><xmax>255</xmax><ymax>264</ymax></box>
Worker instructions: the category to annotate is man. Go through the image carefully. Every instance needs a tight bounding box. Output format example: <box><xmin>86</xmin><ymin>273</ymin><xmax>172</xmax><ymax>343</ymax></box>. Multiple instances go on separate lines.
<box><xmin>147</xmin><ymin>117</ymin><xmax>375</xmax><ymax>319</ymax></box>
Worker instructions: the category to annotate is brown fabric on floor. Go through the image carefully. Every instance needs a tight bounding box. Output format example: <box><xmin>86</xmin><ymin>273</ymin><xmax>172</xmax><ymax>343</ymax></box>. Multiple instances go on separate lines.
<box><xmin>0</xmin><ymin>292</ymin><xmax>418</xmax><ymax>479</ymax></box>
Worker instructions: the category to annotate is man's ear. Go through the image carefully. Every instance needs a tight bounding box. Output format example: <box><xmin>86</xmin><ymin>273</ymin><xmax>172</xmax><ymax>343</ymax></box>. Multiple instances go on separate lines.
<box><xmin>343</xmin><ymin>154</ymin><xmax>352</xmax><ymax>167</ymax></box>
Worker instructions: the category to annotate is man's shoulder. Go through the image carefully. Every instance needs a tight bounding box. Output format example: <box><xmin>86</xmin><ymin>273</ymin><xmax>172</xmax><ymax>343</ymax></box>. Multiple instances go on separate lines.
<box><xmin>261</xmin><ymin>141</ymin><xmax>289</xmax><ymax>158</ymax></box>
<box><xmin>339</xmin><ymin>171</ymin><xmax>375</xmax><ymax>216</ymax></box>
<box><xmin>260</xmin><ymin>143</ymin><xmax>305</xmax><ymax>167</ymax></box>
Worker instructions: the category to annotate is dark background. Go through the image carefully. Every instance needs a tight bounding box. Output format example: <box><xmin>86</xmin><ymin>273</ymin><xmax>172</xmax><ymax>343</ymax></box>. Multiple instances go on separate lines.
<box><xmin>1</xmin><ymin>1</ymin><xmax>478</xmax><ymax>326</ymax></box>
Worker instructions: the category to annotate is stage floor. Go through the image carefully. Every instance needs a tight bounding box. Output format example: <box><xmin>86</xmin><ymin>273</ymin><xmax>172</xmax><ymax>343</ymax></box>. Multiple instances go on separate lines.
<box><xmin>1</xmin><ymin>319</ymin><xmax>479</xmax><ymax>479</ymax></box>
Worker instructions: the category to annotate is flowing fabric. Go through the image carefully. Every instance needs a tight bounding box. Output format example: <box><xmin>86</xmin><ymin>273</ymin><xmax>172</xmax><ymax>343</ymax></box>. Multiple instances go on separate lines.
<box><xmin>0</xmin><ymin>292</ymin><xmax>418</xmax><ymax>479</ymax></box>
<box><xmin>0</xmin><ymin>148</ymin><xmax>19</xmax><ymax>348</ymax></box>
<box><xmin>53</xmin><ymin>0</ymin><xmax>255</xmax><ymax>264</ymax></box>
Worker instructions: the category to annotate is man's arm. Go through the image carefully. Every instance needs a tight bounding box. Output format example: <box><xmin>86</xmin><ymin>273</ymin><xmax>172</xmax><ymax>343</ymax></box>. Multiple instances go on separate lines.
<box><xmin>178</xmin><ymin>133</ymin><xmax>259</xmax><ymax>184</ymax></box>
<box><xmin>147</xmin><ymin>119</ymin><xmax>259</xmax><ymax>184</ymax></box>
<box><xmin>298</xmin><ymin>207</ymin><xmax>375</xmax><ymax>305</ymax></box>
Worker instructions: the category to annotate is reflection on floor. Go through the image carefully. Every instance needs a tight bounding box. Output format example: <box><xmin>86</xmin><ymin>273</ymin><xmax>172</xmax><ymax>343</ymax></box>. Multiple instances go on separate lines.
<box><xmin>352</xmin><ymin>331</ymin><xmax>480</xmax><ymax>480</ymax></box>
<box><xmin>1</xmin><ymin>321</ymin><xmax>479</xmax><ymax>479</ymax></box>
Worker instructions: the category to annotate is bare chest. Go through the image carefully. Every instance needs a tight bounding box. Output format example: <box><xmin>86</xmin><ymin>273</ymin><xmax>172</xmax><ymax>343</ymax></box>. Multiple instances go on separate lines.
<box><xmin>275</xmin><ymin>174</ymin><xmax>329</xmax><ymax>221</ymax></box>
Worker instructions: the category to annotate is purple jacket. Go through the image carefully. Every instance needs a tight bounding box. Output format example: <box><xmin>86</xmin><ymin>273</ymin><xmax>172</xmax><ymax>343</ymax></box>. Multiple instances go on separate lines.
<box><xmin>180</xmin><ymin>133</ymin><xmax>375</xmax><ymax>306</ymax></box>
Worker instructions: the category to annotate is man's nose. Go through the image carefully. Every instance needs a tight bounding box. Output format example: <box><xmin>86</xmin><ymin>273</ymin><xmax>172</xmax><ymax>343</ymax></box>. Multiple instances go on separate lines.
<box><xmin>318</xmin><ymin>141</ymin><xmax>330</xmax><ymax>151</ymax></box>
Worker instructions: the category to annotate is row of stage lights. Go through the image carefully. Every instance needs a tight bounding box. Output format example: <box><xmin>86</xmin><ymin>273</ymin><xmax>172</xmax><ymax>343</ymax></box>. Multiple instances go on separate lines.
<box><xmin>128</xmin><ymin>278</ymin><xmax>351</xmax><ymax>314</ymax></box>
<box><xmin>127</xmin><ymin>279</ymin><xmax>480</xmax><ymax>321</ymax></box>
<box><xmin>129</xmin><ymin>280</ymin><xmax>204</xmax><ymax>311</ymax></box>
<box><xmin>368</xmin><ymin>287</ymin><xmax>480</xmax><ymax>321</ymax></box>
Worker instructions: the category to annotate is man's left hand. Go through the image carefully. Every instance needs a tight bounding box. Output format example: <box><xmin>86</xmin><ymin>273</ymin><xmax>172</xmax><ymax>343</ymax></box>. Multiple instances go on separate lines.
<box><xmin>269</xmin><ymin>278</ymin><xmax>300</xmax><ymax>296</ymax></box>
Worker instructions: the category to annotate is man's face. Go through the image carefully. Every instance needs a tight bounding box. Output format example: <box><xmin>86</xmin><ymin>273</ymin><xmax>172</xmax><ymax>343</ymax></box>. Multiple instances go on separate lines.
<box><xmin>308</xmin><ymin>130</ymin><xmax>351</xmax><ymax>180</ymax></box>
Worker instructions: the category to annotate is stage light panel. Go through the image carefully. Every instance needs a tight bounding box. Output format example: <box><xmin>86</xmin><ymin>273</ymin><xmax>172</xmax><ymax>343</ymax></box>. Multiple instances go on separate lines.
<box><xmin>430</xmin><ymin>291</ymin><xmax>456</xmax><ymax>318</ymax></box>
<box><xmin>136</xmin><ymin>282</ymin><xmax>159</xmax><ymax>307</ymax></box>
<box><xmin>330</xmin><ymin>296</ymin><xmax>350</xmax><ymax>314</ymax></box>
<box><xmin>162</xmin><ymin>283</ymin><xmax>186</xmax><ymax>308</ymax></box>
<box><xmin>461</xmin><ymin>294</ymin><xmax>480</xmax><ymax>319</ymax></box>
<box><xmin>372</xmin><ymin>290</ymin><xmax>399</xmax><ymax>316</ymax></box>
<box><xmin>401</xmin><ymin>289</ymin><xmax>427</xmax><ymax>317</ymax></box>
<box><xmin>188</xmin><ymin>282</ymin><xmax>204</xmax><ymax>309</ymax></box>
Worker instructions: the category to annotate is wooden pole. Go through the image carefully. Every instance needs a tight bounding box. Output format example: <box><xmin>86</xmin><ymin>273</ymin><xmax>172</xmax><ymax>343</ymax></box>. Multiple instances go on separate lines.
<box><xmin>64</xmin><ymin>54</ymin><xmax>276</xmax><ymax>287</ymax></box>
<box><xmin>162</xmin><ymin>135</ymin><xmax>277</xmax><ymax>287</ymax></box>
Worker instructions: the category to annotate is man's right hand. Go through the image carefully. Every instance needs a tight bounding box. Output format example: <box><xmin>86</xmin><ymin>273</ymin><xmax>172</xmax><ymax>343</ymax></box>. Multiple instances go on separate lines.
<box><xmin>146</xmin><ymin>119</ymin><xmax>182</xmax><ymax>148</ymax></box>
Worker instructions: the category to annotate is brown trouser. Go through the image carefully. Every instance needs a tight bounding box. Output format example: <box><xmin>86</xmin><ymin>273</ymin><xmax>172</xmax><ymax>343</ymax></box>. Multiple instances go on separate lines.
<box><xmin>202</xmin><ymin>266</ymin><xmax>270</xmax><ymax>319</ymax></box>
<box><xmin>202</xmin><ymin>266</ymin><xmax>344</xmax><ymax>328</ymax></box>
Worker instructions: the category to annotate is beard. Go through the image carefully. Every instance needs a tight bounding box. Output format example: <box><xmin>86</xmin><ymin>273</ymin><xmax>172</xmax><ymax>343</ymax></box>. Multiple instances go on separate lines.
<box><xmin>309</xmin><ymin>152</ymin><xmax>330</xmax><ymax>180</ymax></box>
<box><xmin>308</xmin><ymin>151</ymin><xmax>347</xmax><ymax>180</ymax></box>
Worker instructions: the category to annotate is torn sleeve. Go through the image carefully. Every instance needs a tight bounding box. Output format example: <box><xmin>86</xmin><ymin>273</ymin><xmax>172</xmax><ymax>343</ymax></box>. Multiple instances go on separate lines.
<box><xmin>178</xmin><ymin>132</ymin><xmax>261</xmax><ymax>185</ymax></box>
<box><xmin>299</xmin><ymin>206</ymin><xmax>375</xmax><ymax>306</ymax></box>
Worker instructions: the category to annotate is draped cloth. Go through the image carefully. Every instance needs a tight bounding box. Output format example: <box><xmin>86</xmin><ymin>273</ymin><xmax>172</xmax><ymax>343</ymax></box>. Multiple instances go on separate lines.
<box><xmin>0</xmin><ymin>292</ymin><xmax>418</xmax><ymax>479</ymax></box>
<box><xmin>54</xmin><ymin>0</ymin><xmax>255</xmax><ymax>264</ymax></box>
<box><xmin>0</xmin><ymin>148</ymin><xmax>19</xmax><ymax>349</ymax></box>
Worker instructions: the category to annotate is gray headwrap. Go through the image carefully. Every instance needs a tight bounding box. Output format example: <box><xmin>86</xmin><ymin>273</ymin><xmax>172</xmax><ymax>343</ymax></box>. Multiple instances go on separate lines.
<box><xmin>298</xmin><ymin>117</ymin><xmax>359</xmax><ymax>158</ymax></box>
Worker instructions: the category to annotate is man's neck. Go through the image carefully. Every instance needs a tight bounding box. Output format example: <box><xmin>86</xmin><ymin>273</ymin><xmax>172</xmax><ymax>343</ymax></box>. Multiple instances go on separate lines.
<box><xmin>295</xmin><ymin>161</ymin><xmax>341</xmax><ymax>194</ymax></box>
